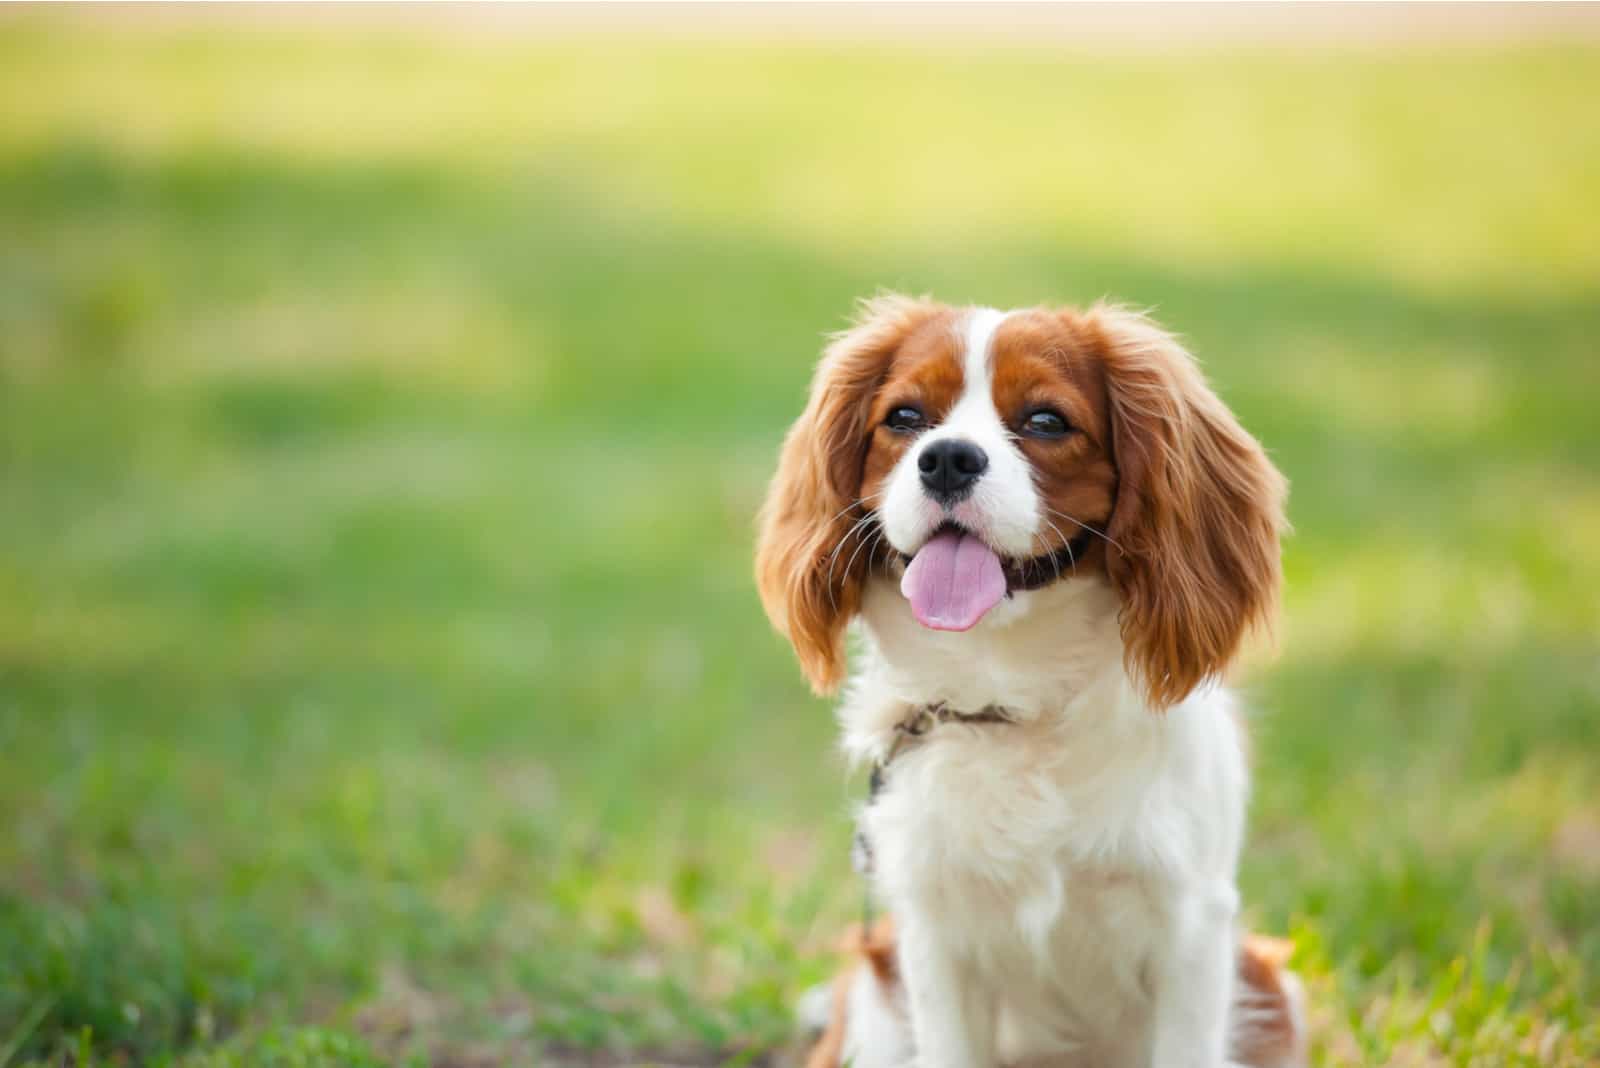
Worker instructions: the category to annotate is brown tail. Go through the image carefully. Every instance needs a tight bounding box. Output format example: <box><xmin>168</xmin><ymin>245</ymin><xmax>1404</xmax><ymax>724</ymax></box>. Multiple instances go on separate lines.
<box><xmin>1231</xmin><ymin>933</ymin><xmax>1308</xmax><ymax>1068</ymax></box>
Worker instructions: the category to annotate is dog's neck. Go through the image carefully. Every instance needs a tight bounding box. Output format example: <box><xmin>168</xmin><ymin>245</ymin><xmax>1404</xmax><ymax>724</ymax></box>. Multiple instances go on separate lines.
<box><xmin>839</xmin><ymin>573</ymin><xmax>1135</xmax><ymax>765</ymax></box>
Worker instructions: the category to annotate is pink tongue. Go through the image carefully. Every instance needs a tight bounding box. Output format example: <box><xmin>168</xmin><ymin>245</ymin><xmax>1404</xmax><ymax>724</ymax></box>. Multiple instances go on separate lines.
<box><xmin>900</xmin><ymin>529</ymin><xmax>1008</xmax><ymax>631</ymax></box>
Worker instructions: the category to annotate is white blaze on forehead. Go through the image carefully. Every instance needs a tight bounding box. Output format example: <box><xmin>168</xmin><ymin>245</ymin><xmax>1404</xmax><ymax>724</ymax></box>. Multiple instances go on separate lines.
<box><xmin>939</xmin><ymin>306</ymin><xmax>1008</xmax><ymax>438</ymax></box>
<box><xmin>946</xmin><ymin>306</ymin><xmax>1038</xmax><ymax>557</ymax></box>
<box><xmin>959</xmin><ymin>307</ymin><xmax>1006</xmax><ymax>400</ymax></box>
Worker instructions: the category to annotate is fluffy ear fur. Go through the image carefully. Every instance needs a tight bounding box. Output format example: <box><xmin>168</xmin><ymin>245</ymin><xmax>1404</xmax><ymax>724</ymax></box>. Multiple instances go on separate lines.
<box><xmin>755</xmin><ymin>295</ymin><xmax>940</xmax><ymax>694</ymax></box>
<box><xmin>1091</xmin><ymin>306</ymin><xmax>1288</xmax><ymax>709</ymax></box>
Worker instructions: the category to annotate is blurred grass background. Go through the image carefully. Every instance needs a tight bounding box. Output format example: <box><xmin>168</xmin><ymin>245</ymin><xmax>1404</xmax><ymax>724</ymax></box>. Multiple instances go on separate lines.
<box><xmin>1</xmin><ymin>8</ymin><xmax>1597</xmax><ymax>1066</ymax></box>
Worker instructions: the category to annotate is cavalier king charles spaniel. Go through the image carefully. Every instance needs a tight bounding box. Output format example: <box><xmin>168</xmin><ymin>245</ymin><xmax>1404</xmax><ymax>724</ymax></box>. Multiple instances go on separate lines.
<box><xmin>755</xmin><ymin>296</ymin><xmax>1304</xmax><ymax>1068</ymax></box>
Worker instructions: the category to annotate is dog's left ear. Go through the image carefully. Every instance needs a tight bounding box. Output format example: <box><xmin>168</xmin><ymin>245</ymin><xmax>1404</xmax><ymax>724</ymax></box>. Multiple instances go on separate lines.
<box><xmin>1091</xmin><ymin>307</ymin><xmax>1288</xmax><ymax>709</ymax></box>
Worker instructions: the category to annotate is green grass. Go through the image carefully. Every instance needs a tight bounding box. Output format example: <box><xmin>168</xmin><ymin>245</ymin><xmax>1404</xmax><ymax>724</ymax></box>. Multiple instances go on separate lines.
<box><xmin>1</xmin><ymin>16</ymin><xmax>1597</xmax><ymax>1066</ymax></box>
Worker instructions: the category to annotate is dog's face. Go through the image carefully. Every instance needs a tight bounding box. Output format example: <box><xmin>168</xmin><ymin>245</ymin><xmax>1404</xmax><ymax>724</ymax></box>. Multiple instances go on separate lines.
<box><xmin>756</xmin><ymin>296</ymin><xmax>1286</xmax><ymax>707</ymax></box>
<box><xmin>860</xmin><ymin>307</ymin><xmax>1119</xmax><ymax>630</ymax></box>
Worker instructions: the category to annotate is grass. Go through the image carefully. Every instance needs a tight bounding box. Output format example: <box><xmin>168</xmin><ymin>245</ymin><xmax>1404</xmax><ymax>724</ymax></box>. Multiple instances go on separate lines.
<box><xmin>1</xmin><ymin>15</ymin><xmax>1597</xmax><ymax>1066</ymax></box>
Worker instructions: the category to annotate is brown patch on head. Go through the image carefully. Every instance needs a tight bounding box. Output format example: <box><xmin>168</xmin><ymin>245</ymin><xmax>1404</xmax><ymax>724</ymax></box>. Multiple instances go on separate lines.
<box><xmin>755</xmin><ymin>295</ymin><xmax>954</xmax><ymax>694</ymax></box>
<box><xmin>987</xmin><ymin>310</ymin><xmax>1119</xmax><ymax>567</ymax></box>
<box><xmin>858</xmin><ymin>314</ymin><xmax>965</xmax><ymax>506</ymax></box>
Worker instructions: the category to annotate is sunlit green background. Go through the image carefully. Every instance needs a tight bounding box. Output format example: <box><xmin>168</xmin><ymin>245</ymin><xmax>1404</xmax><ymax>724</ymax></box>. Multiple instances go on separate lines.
<box><xmin>1</xmin><ymin>11</ymin><xmax>1597</xmax><ymax>1067</ymax></box>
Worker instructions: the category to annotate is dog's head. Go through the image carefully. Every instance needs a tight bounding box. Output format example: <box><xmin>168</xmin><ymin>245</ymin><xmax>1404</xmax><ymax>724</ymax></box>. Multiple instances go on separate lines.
<box><xmin>755</xmin><ymin>295</ymin><xmax>1286</xmax><ymax>707</ymax></box>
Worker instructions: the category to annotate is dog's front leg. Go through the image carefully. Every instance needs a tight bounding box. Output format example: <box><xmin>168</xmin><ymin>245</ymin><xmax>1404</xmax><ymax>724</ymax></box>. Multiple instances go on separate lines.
<box><xmin>1149</xmin><ymin>883</ymin><xmax>1237</xmax><ymax>1068</ymax></box>
<box><xmin>899</xmin><ymin>910</ymin><xmax>996</xmax><ymax>1068</ymax></box>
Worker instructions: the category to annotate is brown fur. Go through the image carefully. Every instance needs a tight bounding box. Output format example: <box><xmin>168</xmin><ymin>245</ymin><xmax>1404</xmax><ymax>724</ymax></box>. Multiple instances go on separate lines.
<box><xmin>990</xmin><ymin>310</ymin><xmax>1119</xmax><ymax>564</ymax></box>
<box><xmin>1086</xmin><ymin>306</ymin><xmax>1288</xmax><ymax>709</ymax></box>
<box><xmin>858</xmin><ymin>320</ymin><xmax>967</xmax><ymax>505</ymax></box>
<box><xmin>755</xmin><ymin>296</ymin><xmax>954</xmax><ymax>694</ymax></box>
<box><xmin>1234</xmin><ymin>933</ymin><xmax>1304</xmax><ymax>1067</ymax></box>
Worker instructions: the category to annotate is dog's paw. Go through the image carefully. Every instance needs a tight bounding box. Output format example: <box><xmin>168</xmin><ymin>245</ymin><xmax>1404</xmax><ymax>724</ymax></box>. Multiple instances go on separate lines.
<box><xmin>795</xmin><ymin>981</ymin><xmax>834</xmax><ymax>1035</ymax></box>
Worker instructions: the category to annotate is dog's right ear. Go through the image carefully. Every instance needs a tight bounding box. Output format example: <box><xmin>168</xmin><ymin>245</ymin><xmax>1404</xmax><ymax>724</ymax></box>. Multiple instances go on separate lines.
<box><xmin>755</xmin><ymin>295</ymin><xmax>940</xmax><ymax>694</ymax></box>
<box><xmin>1091</xmin><ymin>306</ymin><xmax>1287</xmax><ymax>709</ymax></box>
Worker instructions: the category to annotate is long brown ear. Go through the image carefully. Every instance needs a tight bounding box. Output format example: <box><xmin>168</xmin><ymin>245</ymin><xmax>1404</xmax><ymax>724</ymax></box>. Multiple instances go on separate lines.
<box><xmin>755</xmin><ymin>295</ymin><xmax>940</xmax><ymax>694</ymax></box>
<box><xmin>1091</xmin><ymin>306</ymin><xmax>1288</xmax><ymax>709</ymax></box>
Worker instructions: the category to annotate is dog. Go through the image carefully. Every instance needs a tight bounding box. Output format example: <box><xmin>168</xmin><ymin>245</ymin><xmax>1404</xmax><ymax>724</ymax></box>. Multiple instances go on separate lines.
<box><xmin>756</xmin><ymin>296</ymin><xmax>1302</xmax><ymax>1067</ymax></box>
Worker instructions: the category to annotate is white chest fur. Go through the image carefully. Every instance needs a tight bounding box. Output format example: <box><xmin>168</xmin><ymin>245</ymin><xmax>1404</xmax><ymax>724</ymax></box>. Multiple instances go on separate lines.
<box><xmin>842</xmin><ymin>576</ymin><xmax>1249</xmax><ymax>1066</ymax></box>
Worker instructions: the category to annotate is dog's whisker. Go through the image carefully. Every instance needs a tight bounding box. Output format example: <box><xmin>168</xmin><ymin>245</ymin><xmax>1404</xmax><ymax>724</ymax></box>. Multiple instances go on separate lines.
<box><xmin>820</xmin><ymin>490</ymin><xmax>882</xmax><ymax>532</ymax></box>
<box><xmin>1042</xmin><ymin>505</ymin><xmax>1123</xmax><ymax>554</ymax></box>
<box><xmin>1038</xmin><ymin>515</ymin><xmax>1069</xmax><ymax>583</ymax></box>
<box><xmin>824</xmin><ymin>510</ymin><xmax>879</xmax><ymax>610</ymax></box>
<box><xmin>821</xmin><ymin>492</ymin><xmax>888</xmax><ymax>610</ymax></box>
<box><xmin>868</xmin><ymin>528</ymin><xmax>890</xmax><ymax>570</ymax></box>
<box><xmin>840</xmin><ymin>518</ymin><xmax>885</xmax><ymax>587</ymax></box>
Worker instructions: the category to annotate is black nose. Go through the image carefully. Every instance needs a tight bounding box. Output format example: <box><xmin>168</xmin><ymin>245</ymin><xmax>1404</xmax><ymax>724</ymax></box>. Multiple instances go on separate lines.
<box><xmin>918</xmin><ymin>439</ymin><xmax>988</xmax><ymax>502</ymax></box>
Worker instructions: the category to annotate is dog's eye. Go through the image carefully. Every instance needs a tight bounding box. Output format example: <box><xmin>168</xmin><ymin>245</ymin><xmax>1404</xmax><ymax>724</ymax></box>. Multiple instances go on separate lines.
<box><xmin>1022</xmin><ymin>409</ymin><xmax>1071</xmax><ymax>438</ymax></box>
<box><xmin>885</xmin><ymin>406</ymin><xmax>926</xmax><ymax>433</ymax></box>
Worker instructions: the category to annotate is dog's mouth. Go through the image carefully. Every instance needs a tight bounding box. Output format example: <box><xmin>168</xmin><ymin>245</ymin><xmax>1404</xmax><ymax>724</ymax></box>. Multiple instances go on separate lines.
<box><xmin>897</xmin><ymin>522</ymin><xmax>1092</xmax><ymax>632</ymax></box>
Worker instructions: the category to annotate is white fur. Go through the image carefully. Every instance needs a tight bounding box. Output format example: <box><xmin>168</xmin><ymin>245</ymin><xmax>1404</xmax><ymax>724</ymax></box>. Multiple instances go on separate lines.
<box><xmin>837</xmin><ymin>308</ymin><xmax>1258</xmax><ymax>1067</ymax></box>
<box><xmin>843</xmin><ymin>963</ymin><xmax>916</xmax><ymax>1068</ymax></box>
